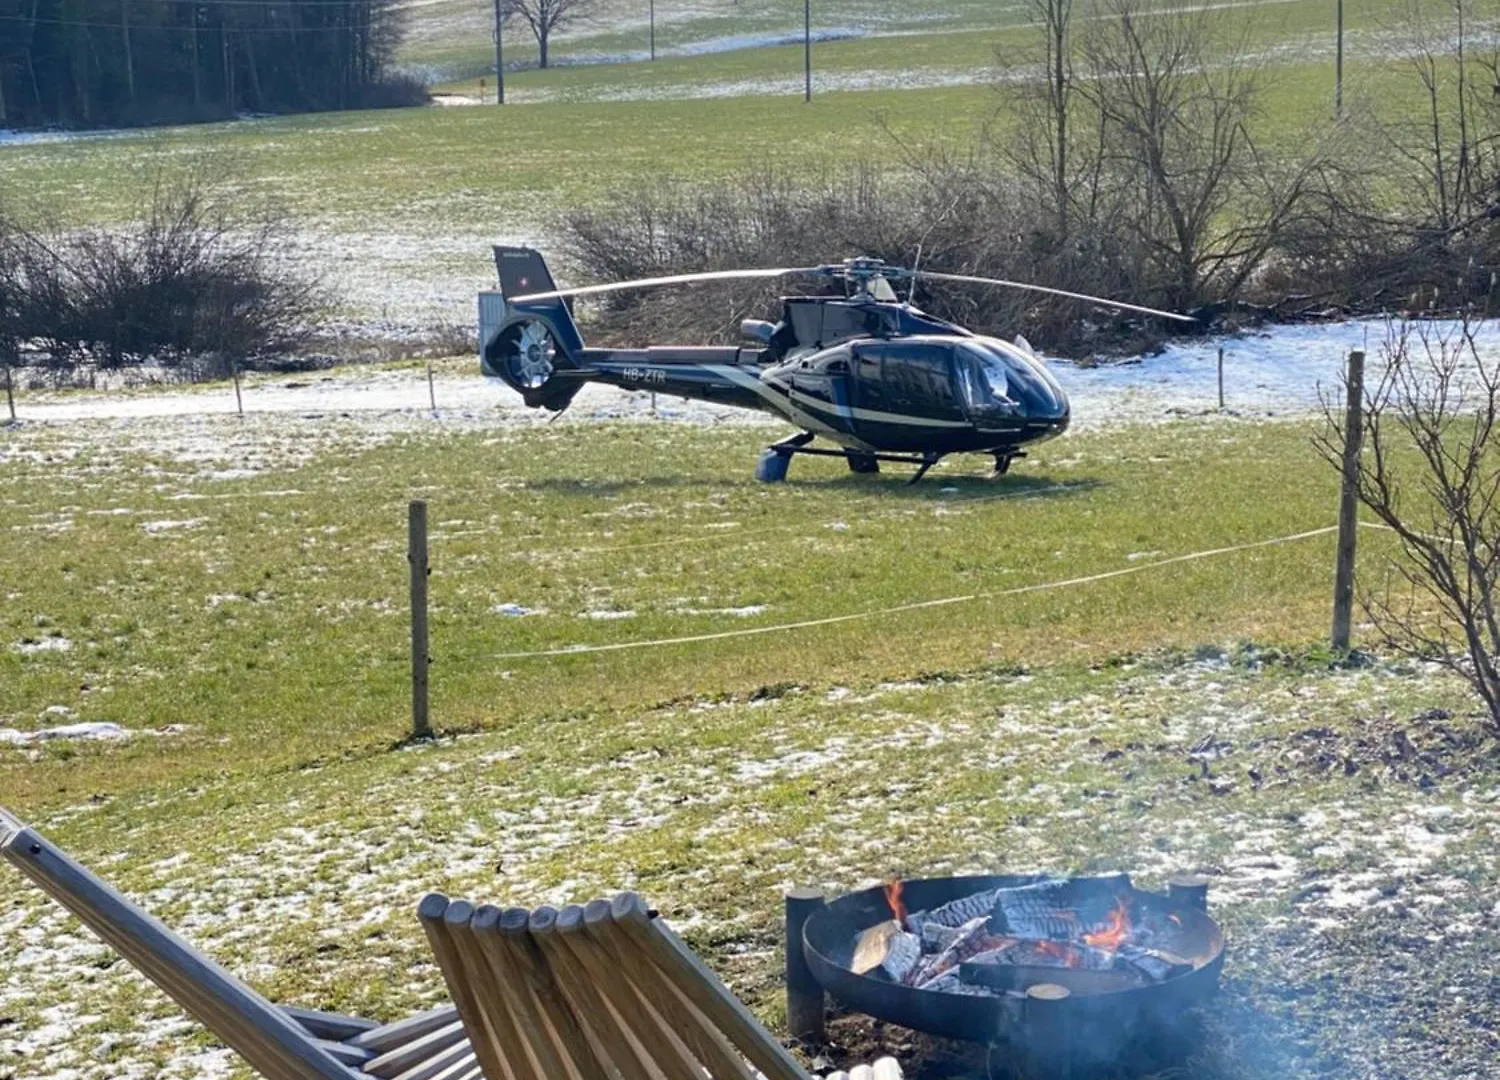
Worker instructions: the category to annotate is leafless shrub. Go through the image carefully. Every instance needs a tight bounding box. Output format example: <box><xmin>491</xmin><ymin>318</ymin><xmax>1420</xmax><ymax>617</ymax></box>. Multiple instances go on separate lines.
<box><xmin>1315</xmin><ymin>311</ymin><xmax>1500</xmax><ymax>732</ymax></box>
<box><xmin>6</xmin><ymin>169</ymin><xmax>322</xmax><ymax>375</ymax></box>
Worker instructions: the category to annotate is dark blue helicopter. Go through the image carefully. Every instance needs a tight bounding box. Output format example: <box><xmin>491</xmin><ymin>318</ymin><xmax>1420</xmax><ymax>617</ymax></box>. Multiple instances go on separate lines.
<box><xmin>479</xmin><ymin>247</ymin><xmax>1194</xmax><ymax>482</ymax></box>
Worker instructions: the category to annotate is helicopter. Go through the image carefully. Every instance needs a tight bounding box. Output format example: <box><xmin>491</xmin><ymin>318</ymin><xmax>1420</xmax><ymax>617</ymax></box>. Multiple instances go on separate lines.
<box><xmin>478</xmin><ymin>246</ymin><xmax>1196</xmax><ymax>483</ymax></box>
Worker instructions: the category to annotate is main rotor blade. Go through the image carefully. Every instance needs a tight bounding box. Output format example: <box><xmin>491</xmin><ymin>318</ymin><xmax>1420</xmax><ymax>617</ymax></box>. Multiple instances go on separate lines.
<box><xmin>509</xmin><ymin>266</ymin><xmax>823</xmax><ymax>303</ymax></box>
<box><xmin>914</xmin><ymin>271</ymin><xmax>1199</xmax><ymax>324</ymax></box>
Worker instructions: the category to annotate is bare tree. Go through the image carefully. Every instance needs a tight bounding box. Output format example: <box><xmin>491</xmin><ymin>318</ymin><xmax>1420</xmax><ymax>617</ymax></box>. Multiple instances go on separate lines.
<box><xmin>996</xmin><ymin>0</ymin><xmax>1338</xmax><ymax>316</ymax></box>
<box><xmin>1316</xmin><ymin>314</ymin><xmax>1500</xmax><ymax>733</ymax></box>
<box><xmin>501</xmin><ymin>0</ymin><xmax>598</xmax><ymax>69</ymax></box>
<box><xmin>1381</xmin><ymin>0</ymin><xmax>1500</xmax><ymax>234</ymax></box>
<box><xmin>1000</xmin><ymin>0</ymin><xmax>1082</xmax><ymax>242</ymax></box>
<box><xmin>1074</xmin><ymin>0</ymin><xmax>1336</xmax><ymax>310</ymax></box>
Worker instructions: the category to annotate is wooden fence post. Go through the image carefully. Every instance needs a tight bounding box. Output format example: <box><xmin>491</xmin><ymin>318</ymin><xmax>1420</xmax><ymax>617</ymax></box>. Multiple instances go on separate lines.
<box><xmin>1332</xmin><ymin>349</ymin><xmax>1365</xmax><ymax>652</ymax></box>
<box><xmin>229</xmin><ymin>355</ymin><xmax>244</xmax><ymax>416</ymax></box>
<box><xmin>4</xmin><ymin>362</ymin><xmax>14</xmax><ymax>423</ymax></box>
<box><xmin>1217</xmin><ymin>346</ymin><xmax>1225</xmax><ymax>410</ymax></box>
<box><xmin>409</xmin><ymin>500</ymin><xmax>431</xmax><ymax>738</ymax></box>
<box><xmin>427</xmin><ymin>359</ymin><xmax>437</xmax><ymax>412</ymax></box>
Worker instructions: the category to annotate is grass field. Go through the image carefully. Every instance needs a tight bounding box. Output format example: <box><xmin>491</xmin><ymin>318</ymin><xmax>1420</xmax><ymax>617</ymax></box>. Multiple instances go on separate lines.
<box><xmin>2</xmin><ymin>410</ymin><xmax>1366</xmax><ymax>809</ymax></box>
<box><xmin>4</xmin><ymin>389</ymin><xmax>1499</xmax><ymax>1079</ymax></box>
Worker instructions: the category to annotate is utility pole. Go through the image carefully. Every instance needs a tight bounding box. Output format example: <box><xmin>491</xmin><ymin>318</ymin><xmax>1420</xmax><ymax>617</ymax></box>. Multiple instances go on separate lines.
<box><xmin>1335</xmin><ymin>0</ymin><xmax>1344</xmax><ymax>116</ymax></box>
<box><xmin>650</xmin><ymin>0</ymin><xmax>655</xmax><ymax>60</ymax></box>
<box><xmin>493</xmin><ymin>0</ymin><xmax>505</xmax><ymax>104</ymax></box>
<box><xmin>803</xmin><ymin>0</ymin><xmax>811</xmax><ymax>102</ymax></box>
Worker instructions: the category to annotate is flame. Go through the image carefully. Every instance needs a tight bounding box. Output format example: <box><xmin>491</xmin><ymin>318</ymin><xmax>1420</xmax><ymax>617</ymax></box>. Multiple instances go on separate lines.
<box><xmin>1083</xmin><ymin>902</ymin><xmax>1130</xmax><ymax>951</ymax></box>
<box><xmin>1033</xmin><ymin>939</ymin><xmax>1081</xmax><ymax>968</ymax></box>
<box><xmin>884</xmin><ymin>878</ymin><xmax>908</xmax><ymax>925</ymax></box>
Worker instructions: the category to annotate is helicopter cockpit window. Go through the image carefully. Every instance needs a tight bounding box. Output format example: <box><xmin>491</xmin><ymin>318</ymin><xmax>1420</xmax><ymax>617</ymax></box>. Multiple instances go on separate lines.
<box><xmin>958</xmin><ymin>342</ymin><xmax>1015</xmax><ymax>411</ymax></box>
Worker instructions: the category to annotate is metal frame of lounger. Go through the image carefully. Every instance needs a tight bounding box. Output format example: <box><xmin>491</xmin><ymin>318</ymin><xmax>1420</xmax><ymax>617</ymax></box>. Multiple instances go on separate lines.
<box><xmin>417</xmin><ymin>890</ymin><xmax>903</xmax><ymax>1080</ymax></box>
<box><xmin>0</xmin><ymin>809</ymin><xmax>468</xmax><ymax>1080</ymax></box>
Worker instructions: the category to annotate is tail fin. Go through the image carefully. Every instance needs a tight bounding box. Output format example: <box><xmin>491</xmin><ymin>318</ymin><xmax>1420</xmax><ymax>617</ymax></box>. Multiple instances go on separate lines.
<box><xmin>480</xmin><ymin>246</ymin><xmax>587</xmax><ymax>412</ymax></box>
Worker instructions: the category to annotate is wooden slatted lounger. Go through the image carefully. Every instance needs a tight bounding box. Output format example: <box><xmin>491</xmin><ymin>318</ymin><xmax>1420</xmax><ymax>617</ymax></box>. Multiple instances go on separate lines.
<box><xmin>417</xmin><ymin>891</ymin><xmax>903</xmax><ymax>1080</ymax></box>
<box><xmin>0</xmin><ymin>807</ymin><xmax>467</xmax><ymax>1080</ymax></box>
<box><xmin>2</xmin><ymin>808</ymin><xmax>903</xmax><ymax>1080</ymax></box>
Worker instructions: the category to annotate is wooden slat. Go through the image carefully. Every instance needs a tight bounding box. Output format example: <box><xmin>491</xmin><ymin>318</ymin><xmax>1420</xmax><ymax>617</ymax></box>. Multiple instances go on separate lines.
<box><xmin>392</xmin><ymin>1047</ymin><xmax>476</xmax><ymax>1080</ymax></box>
<box><xmin>1</xmin><ymin>834</ymin><xmax>358</xmax><ymax>1080</ymax></box>
<box><xmin>509</xmin><ymin>906</ymin><xmax>614</xmax><ymax>1080</ymax></box>
<box><xmin>319</xmin><ymin>1040</ymin><xmax>379</xmax><ymax>1067</ymax></box>
<box><xmin>538</xmin><ymin>905</ymin><xmax>663</xmax><ymax>1080</ymax></box>
<box><xmin>61</xmin><ymin>907</ymin><xmax>313</xmax><ymax>1080</ymax></box>
<box><xmin>351</xmin><ymin>1004</ymin><xmax>462</xmax><ymax>1053</ymax></box>
<box><xmin>472</xmin><ymin>908</ymin><xmax>574</xmax><ymax>1080</ymax></box>
<box><xmin>562</xmin><ymin>904</ymin><xmax>706</xmax><ymax>1080</ymax></box>
<box><xmin>416</xmin><ymin>894</ymin><xmax>514</xmax><ymax>1080</ymax></box>
<box><xmin>585</xmin><ymin>901</ymin><xmax>749</xmax><ymax>1080</ymax></box>
<box><xmin>284</xmin><ymin>1007</ymin><xmax>381</xmax><ymax>1042</ymax></box>
<box><xmin>611</xmin><ymin>893</ymin><xmax>809</xmax><ymax>1080</ymax></box>
<box><xmin>440</xmin><ymin>903</ymin><xmax>534</xmax><ymax>1080</ymax></box>
<box><xmin>362</xmin><ymin>1021</ymin><xmax>467</xmax><ymax>1078</ymax></box>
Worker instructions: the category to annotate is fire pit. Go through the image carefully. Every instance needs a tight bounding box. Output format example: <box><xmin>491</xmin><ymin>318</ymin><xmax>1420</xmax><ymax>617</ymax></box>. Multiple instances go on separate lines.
<box><xmin>787</xmin><ymin>874</ymin><xmax>1224</xmax><ymax>1071</ymax></box>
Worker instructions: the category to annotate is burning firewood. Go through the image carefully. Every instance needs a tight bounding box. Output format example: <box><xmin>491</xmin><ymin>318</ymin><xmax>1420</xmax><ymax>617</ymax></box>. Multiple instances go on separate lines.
<box><xmin>906</xmin><ymin>918</ymin><xmax>1012</xmax><ymax>988</ymax></box>
<box><xmin>966</xmin><ymin>938</ymin><xmax>1119</xmax><ymax>971</ymax></box>
<box><xmin>1114</xmin><ymin>944</ymin><xmax>1193</xmax><ymax>982</ymax></box>
<box><xmin>848</xmin><ymin>872</ymin><xmax>1200</xmax><ymax>999</ymax></box>
<box><xmin>985</xmin><ymin>874</ymin><xmax>1133</xmax><ymax>941</ymax></box>
<box><xmin>850</xmin><ymin>920</ymin><xmax>921</xmax><ymax>983</ymax></box>
<box><xmin>903</xmin><ymin>889</ymin><xmax>1007</xmax><ymax>936</ymax></box>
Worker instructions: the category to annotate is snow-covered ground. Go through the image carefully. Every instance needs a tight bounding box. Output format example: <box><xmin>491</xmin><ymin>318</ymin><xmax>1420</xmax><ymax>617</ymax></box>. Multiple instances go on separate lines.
<box><xmin>5</xmin><ymin>318</ymin><xmax>1478</xmax><ymax>441</ymax></box>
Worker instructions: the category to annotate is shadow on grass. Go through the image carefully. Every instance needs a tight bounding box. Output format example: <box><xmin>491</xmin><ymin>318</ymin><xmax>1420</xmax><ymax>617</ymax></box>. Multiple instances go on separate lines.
<box><xmin>520</xmin><ymin>471</ymin><xmax>1103</xmax><ymax>502</ymax></box>
<box><xmin>809</xmin><ymin>471</ymin><xmax>1104</xmax><ymax>502</ymax></box>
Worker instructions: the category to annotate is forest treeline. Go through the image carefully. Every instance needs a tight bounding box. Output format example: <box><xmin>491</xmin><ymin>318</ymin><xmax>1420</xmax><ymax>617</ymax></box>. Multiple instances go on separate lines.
<box><xmin>0</xmin><ymin>0</ymin><xmax>417</xmax><ymax>128</ymax></box>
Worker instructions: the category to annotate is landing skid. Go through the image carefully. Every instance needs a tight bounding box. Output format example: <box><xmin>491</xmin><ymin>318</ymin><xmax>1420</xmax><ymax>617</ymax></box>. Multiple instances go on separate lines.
<box><xmin>993</xmin><ymin>451</ymin><xmax>1025</xmax><ymax>476</ymax></box>
<box><xmin>756</xmin><ymin>434</ymin><xmax>946</xmax><ymax>484</ymax></box>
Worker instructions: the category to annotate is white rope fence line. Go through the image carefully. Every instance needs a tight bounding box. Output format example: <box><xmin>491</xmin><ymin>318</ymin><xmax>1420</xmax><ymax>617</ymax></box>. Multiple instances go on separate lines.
<box><xmin>1359</xmin><ymin>520</ymin><xmax>1463</xmax><ymax>546</ymax></box>
<box><xmin>493</xmin><ymin>524</ymin><xmax>1341</xmax><ymax>660</ymax></box>
<box><xmin>434</xmin><ymin>481</ymin><xmax>1092</xmax><ymax>554</ymax></box>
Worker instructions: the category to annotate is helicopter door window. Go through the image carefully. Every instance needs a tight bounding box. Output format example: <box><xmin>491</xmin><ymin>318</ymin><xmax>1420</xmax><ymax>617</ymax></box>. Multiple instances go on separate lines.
<box><xmin>814</xmin><ymin>348</ymin><xmax>851</xmax><ymax>376</ymax></box>
<box><xmin>853</xmin><ymin>348</ymin><xmax>888</xmax><ymax>412</ymax></box>
<box><xmin>883</xmin><ymin>344</ymin><xmax>958</xmax><ymax>417</ymax></box>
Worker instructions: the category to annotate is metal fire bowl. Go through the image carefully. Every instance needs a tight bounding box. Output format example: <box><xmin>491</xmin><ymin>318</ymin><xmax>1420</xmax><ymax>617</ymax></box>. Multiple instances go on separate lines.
<box><xmin>801</xmin><ymin>875</ymin><xmax>1225</xmax><ymax>1050</ymax></box>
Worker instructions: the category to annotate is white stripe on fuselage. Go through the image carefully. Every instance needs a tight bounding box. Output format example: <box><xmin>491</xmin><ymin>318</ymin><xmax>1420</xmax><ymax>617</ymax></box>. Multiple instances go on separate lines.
<box><xmin>704</xmin><ymin>365</ymin><xmax>872</xmax><ymax>448</ymax></box>
<box><xmin>783</xmin><ymin>386</ymin><xmax>972</xmax><ymax>429</ymax></box>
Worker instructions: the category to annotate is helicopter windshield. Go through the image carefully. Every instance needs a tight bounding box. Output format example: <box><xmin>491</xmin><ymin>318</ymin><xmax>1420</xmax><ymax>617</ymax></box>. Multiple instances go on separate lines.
<box><xmin>958</xmin><ymin>338</ymin><xmax>1068</xmax><ymax>422</ymax></box>
<box><xmin>958</xmin><ymin>342</ymin><xmax>1018</xmax><ymax>414</ymax></box>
